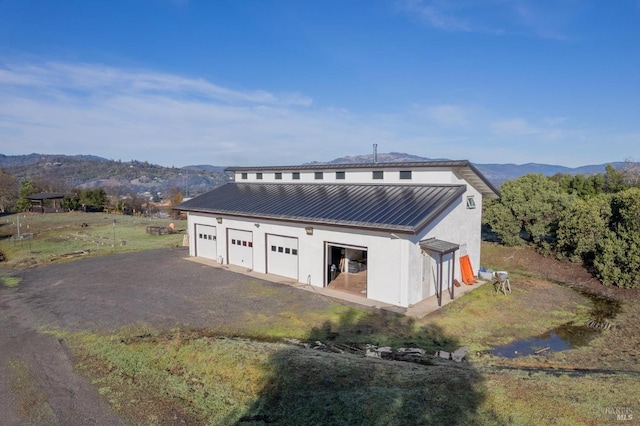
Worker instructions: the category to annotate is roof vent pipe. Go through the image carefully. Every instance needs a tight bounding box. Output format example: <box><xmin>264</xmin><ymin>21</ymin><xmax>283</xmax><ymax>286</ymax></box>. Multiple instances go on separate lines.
<box><xmin>373</xmin><ymin>143</ymin><xmax>378</xmax><ymax>163</ymax></box>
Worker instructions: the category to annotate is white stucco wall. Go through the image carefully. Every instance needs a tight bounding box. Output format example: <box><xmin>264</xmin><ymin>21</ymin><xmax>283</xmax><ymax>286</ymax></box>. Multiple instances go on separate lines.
<box><xmin>188</xmin><ymin>212</ymin><xmax>413</xmax><ymax>306</ymax></box>
<box><xmin>187</xmin><ymin>172</ymin><xmax>486</xmax><ymax>308</ymax></box>
<box><xmin>400</xmin><ymin>184</ymin><xmax>483</xmax><ymax>307</ymax></box>
<box><xmin>234</xmin><ymin>168</ymin><xmax>475</xmax><ymax>186</ymax></box>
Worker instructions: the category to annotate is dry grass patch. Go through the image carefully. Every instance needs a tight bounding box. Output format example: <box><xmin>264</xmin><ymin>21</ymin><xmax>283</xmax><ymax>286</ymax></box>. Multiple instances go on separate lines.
<box><xmin>0</xmin><ymin>212</ymin><xmax>184</xmax><ymax>267</ymax></box>
<box><xmin>424</xmin><ymin>276</ymin><xmax>592</xmax><ymax>350</ymax></box>
<box><xmin>480</xmin><ymin>370</ymin><xmax>640</xmax><ymax>425</ymax></box>
<box><xmin>7</xmin><ymin>359</ymin><xmax>58</xmax><ymax>424</ymax></box>
<box><xmin>66</xmin><ymin>327</ymin><xmax>489</xmax><ymax>425</ymax></box>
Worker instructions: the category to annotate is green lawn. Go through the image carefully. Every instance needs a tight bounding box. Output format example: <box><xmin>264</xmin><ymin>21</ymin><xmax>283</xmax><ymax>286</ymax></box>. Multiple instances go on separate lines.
<box><xmin>0</xmin><ymin>212</ymin><xmax>184</xmax><ymax>267</ymax></box>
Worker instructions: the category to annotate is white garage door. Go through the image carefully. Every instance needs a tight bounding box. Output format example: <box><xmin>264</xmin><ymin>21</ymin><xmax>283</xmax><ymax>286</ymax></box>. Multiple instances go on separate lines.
<box><xmin>228</xmin><ymin>229</ymin><xmax>253</xmax><ymax>269</ymax></box>
<box><xmin>195</xmin><ymin>224</ymin><xmax>217</xmax><ymax>260</ymax></box>
<box><xmin>267</xmin><ymin>235</ymin><xmax>298</xmax><ymax>280</ymax></box>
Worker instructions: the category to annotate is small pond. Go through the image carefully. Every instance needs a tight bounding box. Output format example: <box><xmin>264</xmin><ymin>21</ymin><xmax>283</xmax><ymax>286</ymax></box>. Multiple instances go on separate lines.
<box><xmin>490</xmin><ymin>291</ymin><xmax>620</xmax><ymax>358</ymax></box>
<box><xmin>490</xmin><ymin>323</ymin><xmax>600</xmax><ymax>358</ymax></box>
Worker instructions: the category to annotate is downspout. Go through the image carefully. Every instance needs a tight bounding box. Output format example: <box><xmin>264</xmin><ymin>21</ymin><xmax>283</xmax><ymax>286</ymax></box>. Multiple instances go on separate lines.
<box><xmin>449</xmin><ymin>251</ymin><xmax>456</xmax><ymax>300</ymax></box>
<box><xmin>438</xmin><ymin>252</ymin><xmax>443</xmax><ymax>307</ymax></box>
<box><xmin>397</xmin><ymin>238</ymin><xmax>402</xmax><ymax>305</ymax></box>
<box><xmin>399</xmin><ymin>237</ymin><xmax>408</xmax><ymax>306</ymax></box>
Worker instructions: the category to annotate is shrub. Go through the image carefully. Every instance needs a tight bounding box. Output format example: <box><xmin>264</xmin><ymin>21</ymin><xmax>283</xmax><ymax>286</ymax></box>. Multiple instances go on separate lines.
<box><xmin>593</xmin><ymin>188</ymin><xmax>640</xmax><ymax>288</ymax></box>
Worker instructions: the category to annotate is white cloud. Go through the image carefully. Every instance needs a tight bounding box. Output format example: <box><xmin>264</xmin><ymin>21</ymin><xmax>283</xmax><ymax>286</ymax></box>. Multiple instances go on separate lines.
<box><xmin>544</xmin><ymin>116</ymin><xmax>569</xmax><ymax>126</ymax></box>
<box><xmin>398</xmin><ymin>0</ymin><xmax>581</xmax><ymax>39</ymax></box>
<box><xmin>491</xmin><ymin>118</ymin><xmax>540</xmax><ymax>136</ymax></box>
<box><xmin>0</xmin><ymin>61</ymin><xmax>386</xmax><ymax>166</ymax></box>
<box><xmin>424</xmin><ymin>104</ymin><xmax>469</xmax><ymax>127</ymax></box>
<box><xmin>400</xmin><ymin>0</ymin><xmax>472</xmax><ymax>32</ymax></box>
<box><xmin>0</xmin><ymin>62</ymin><xmax>313</xmax><ymax>107</ymax></box>
<box><xmin>0</xmin><ymin>60</ymin><xmax>630</xmax><ymax>168</ymax></box>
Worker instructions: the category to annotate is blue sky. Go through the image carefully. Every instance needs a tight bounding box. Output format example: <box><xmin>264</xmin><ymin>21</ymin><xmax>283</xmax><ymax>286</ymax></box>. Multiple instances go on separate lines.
<box><xmin>0</xmin><ymin>0</ymin><xmax>638</xmax><ymax>168</ymax></box>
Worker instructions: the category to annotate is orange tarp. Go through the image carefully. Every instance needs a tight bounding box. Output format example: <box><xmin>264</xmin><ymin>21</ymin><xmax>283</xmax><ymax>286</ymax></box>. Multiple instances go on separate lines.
<box><xmin>460</xmin><ymin>255</ymin><xmax>477</xmax><ymax>285</ymax></box>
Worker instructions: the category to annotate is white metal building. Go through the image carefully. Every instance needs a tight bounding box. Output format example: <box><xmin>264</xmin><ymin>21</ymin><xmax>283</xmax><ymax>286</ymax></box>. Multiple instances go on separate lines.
<box><xmin>179</xmin><ymin>161</ymin><xmax>499</xmax><ymax>308</ymax></box>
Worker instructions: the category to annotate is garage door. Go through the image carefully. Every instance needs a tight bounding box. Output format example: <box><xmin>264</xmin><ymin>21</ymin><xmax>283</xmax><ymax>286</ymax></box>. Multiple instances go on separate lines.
<box><xmin>195</xmin><ymin>224</ymin><xmax>217</xmax><ymax>260</ymax></box>
<box><xmin>228</xmin><ymin>229</ymin><xmax>253</xmax><ymax>269</ymax></box>
<box><xmin>267</xmin><ymin>235</ymin><xmax>298</xmax><ymax>280</ymax></box>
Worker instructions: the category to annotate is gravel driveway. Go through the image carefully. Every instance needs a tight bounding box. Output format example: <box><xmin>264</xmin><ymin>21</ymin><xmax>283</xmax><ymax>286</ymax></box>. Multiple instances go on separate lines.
<box><xmin>0</xmin><ymin>247</ymin><xmax>340</xmax><ymax>424</ymax></box>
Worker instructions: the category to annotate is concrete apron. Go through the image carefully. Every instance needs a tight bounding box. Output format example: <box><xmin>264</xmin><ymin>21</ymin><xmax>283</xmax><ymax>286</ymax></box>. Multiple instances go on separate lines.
<box><xmin>185</xmin><ymin>257</ymin><xmax>488</xmax><ymax>319</ymax></box>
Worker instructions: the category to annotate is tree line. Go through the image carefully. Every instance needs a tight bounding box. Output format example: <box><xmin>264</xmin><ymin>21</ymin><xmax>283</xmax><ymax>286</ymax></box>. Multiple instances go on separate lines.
<box><xmin>483</xmin><ymin>162</ymin><xmax>640</xmax><ymax>289</ymax></box>
<box><xmin>0</xmin><ymin>154</ymin><xmax>226</xmax><ymax>198</ymax></box>
<box><xmin>0</xmin><ymin>168</ymin><xmax>184</xmax><ymax>216</ymax></box>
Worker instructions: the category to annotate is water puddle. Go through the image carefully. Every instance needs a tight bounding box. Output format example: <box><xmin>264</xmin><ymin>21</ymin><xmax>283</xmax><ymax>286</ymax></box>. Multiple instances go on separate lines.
<box><xmin>491</xmin><ymin>323</ymin><xmax>600</xmax><ymax>358</ymax></box>
<box><xmin>583</xmin><ymin>290</ymin><xmax>621</xmax><ymax>321</ymax></box>
<box><xmin>491</xmin><ymin>290</ymin><xmax>620</xmax><ymax>358</ymax></box>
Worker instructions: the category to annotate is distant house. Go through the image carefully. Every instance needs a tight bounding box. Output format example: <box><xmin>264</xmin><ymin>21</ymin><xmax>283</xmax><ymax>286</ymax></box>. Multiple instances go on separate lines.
<box><xmin>26</xmin><ymin>192</ymin><xmax>67</xmax><ymax>213</ymax></box>
<box><xmin>178</xmin><ymin>161</ymin><xmax>499</xmax><ymax>308</ymax></box>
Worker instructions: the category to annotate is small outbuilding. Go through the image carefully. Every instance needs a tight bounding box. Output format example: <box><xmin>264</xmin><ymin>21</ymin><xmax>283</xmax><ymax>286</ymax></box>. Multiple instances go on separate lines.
<box><xmin>26</xmin><ymin>192</ymin><xmax>67</xmax><ymax>213</ymax></box>
<box><xmin>178</xmin><ymin>160</ymin><xmax>499</xmax><ymax>308</ymax></box>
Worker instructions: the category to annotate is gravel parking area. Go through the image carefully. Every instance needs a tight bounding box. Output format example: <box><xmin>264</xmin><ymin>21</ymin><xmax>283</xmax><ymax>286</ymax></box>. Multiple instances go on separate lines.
<box><xmin>0</xmin><ymin>247</ymin><xmax>340</xmax><ymax>424</ymax></box>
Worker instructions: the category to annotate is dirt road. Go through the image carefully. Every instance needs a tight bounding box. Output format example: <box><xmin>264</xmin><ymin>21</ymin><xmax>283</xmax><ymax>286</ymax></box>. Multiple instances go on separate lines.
<box><xmin>0</xmin><ymin>247</ymin><xmax>338</xmax><ymax>424</ymax></box>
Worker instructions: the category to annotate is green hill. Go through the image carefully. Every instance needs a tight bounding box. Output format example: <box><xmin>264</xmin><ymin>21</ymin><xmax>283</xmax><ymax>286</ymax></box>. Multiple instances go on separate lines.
<box><xmin>0</xmin><ymin>153</ymin><xmax>227</xmax><ymax>197</ymax></box>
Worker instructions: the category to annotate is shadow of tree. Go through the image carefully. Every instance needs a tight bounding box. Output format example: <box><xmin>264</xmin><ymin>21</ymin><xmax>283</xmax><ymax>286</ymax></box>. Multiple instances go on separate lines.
<box><xmin>227</xmin><ymin>308</ymin><xmax>494</xmax><ymax>425</ymax></box>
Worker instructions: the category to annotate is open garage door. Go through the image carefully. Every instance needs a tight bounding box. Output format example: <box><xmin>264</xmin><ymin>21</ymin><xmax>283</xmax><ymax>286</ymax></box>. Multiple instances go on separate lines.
<box><xmin>325</xmin><ymin>243</ymin><xmax>367</xmax><ymax>297</ymax></box>
<box><xmin>228</xmin><ymin>229</ymin><xmax>253</xmax><ymax>269</ymax></box>
<box><xmin>267</xmin><ymin>234</ymin><xmax>298</xmax><ymax>280</ymax></box>
<box><xmin>195</xmin><ymin>224</ymin><xmax>217</xmax><ymax>260</ymax></box>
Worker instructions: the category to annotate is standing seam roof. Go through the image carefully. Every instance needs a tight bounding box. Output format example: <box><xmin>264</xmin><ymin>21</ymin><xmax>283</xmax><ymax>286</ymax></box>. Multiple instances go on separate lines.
<box><xmin>178</xmin><ymin>183</ymin><xmax>467</xmax><ymax>234</ymax></box>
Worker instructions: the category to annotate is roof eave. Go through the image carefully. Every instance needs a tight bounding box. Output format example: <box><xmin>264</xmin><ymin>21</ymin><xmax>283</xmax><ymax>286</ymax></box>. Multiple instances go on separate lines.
<box><xmin>456</xmin><ymin>163</ymin><xmax>501</xmax><ymax>198</ymax></box>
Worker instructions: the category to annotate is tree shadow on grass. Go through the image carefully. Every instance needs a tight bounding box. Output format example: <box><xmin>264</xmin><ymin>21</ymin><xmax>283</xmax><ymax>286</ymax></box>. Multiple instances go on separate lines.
<box><xmin>228</xmin><ymin>309</ymin><xmax>496</xmax><ymax>425</ymax></box>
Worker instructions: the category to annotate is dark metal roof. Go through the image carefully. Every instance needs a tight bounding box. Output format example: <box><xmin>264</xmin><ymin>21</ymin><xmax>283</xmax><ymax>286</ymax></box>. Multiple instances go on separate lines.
<box><xmin>26</xmin><ymin>192</ymin><xmax>67</xmax><ymax>200</ymax></box>
<box><xmin>179</xmin><ymin>183</ymin><xmax>467</xmax><ymax>234</ymax></box>
<box><xmin>420</xmin><ymin>238</ymin><xmax>460</xmax><ymax>254</ymax></box>
<box><xmin>226</xmin><ymin>160</ymin><xmax>500</xmax><ymax>198</ymax></box>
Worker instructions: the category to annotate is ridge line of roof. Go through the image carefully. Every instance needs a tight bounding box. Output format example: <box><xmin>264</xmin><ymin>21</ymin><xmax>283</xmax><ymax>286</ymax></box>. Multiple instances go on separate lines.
<box><xmin>224</xmin><ymin>182</ymin><xmax>467</xmax><ymax>188</ymax></box>
<box><xmin>225</xmin><ymin>160</ymin><xmax>471</xmax><ymax>171</ymax></box>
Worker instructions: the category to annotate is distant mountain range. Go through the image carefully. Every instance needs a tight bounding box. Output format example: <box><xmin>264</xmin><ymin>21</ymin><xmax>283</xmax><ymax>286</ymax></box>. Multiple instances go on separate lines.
<box><xmin>0</xmin><ymin>153</ymin><xmax>227</xmax><ymax>197</ymax></box>
<box><xmin>0</xmin><ymin>152</ymin><xmax>632</xmax><ymax>195</ymax></box>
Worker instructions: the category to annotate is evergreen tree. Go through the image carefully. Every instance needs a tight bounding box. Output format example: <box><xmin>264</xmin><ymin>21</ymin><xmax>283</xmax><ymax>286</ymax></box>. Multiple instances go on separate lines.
<box><xmin>593</xmin><ymin>188</ymin><xmax>640</xmax><ymax>288</ymax></box>
<box><xmin>17</xmin><ymin>181</ymin><xmax>37</xmax><ymax>211</ymax></box>
<box><xmin>0</xmin><ymin>169</ymin><xmax>19</xmax><ymax>212</ymax></box>
<box><xmin>483</xmin><ymin>174</ymin><xmax>572</xmax><ymax>246</ymax></box>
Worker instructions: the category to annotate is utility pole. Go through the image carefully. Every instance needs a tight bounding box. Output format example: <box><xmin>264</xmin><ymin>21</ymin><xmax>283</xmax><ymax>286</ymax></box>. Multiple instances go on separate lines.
<box><xmin>185</xmin><ymin>168</ymin><xmax>189</xmax><ymax>198</ymax></box>
<box><xmin>16</xmin><ymin>214</ymin><xmax>22</xmax><ymax>250</ymax></box>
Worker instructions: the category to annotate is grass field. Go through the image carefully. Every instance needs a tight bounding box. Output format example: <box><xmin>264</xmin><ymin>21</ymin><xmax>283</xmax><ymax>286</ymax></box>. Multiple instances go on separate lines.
<box><xmin>0</xmin><ymin>212</ymin><xmax>185</xmax><ymax>269</ymax></box>
<box><xmin>62</xmin><ymin>243</ymin><xmax>640</xmax><ymax>425</ymax></box>
<box><xmin>3</xmin><ymin>213</ymin><xmax>639</xmax><ymax>424</ymax></box>
<box><xmin>63</xmin><ymin>281</ymin><xmax>639</xmax><ymax>425</ymax></box>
